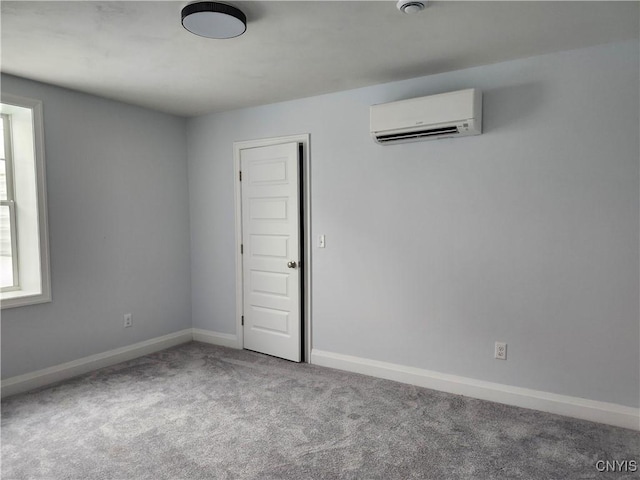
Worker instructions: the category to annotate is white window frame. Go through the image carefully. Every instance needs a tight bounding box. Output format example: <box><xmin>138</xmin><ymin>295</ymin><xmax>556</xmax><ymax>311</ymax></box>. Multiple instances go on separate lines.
<box><xmin>0</xmin><ymin>94</ymin><xmax>51</xmax><ymax>309</ymax></box>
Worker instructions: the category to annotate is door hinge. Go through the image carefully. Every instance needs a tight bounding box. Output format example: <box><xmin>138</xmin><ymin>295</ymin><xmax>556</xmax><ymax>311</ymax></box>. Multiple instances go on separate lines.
<box><xmin>240</xmin><ymin>244</ymin><xmax>243</xmax><ymax>254</ymax></box>
<box><xmin>239</xmin><ymin>171</ymin><xmax>242</xmax><ymax>181</ymax></box>
<box><xmin>241</xmin><ymin>315</ymin><xmax>244</xmax><ymax>326</ymax></box>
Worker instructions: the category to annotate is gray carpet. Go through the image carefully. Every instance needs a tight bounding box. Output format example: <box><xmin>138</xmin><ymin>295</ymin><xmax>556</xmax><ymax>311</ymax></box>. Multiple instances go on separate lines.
<box><xmin>1</xmin><ymin>342</ymin><xmax>638</xmax><ymax>479</ymax></box>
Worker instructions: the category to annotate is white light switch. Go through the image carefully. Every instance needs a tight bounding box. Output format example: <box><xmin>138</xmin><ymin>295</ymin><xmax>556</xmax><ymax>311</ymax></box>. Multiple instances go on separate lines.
<box><xmin>318</xmin><ymin>235</ymin><xmax>326</xmax><ymax>248</ymax></box>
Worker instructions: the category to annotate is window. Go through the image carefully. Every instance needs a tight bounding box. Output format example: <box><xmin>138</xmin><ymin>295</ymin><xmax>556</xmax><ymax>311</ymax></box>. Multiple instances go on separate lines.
<box><xmin>1</xmin><ymin>115</ymin><xmax>19</xmax><ymax>290</ymax></box>
<box><xmin>0</xmin><ymin>94</ymin><xmax>51</xmax><ymax>309</ymax></box>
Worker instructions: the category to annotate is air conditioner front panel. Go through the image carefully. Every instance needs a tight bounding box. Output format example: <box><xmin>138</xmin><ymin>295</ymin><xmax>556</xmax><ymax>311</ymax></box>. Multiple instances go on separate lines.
<box><xmin>370</xmin><ymin>89</ymin><xmax>482</xmax><ymax>144</ymax></box>
<box><xmin>370</xmin><ymin>89</ymin><xmax>479</xmax><ymax>133</ymax></box>
<box><xmin>373</xmin><ymin>118</ymin><xmax>480</xmax><ymax>144</ymax></box>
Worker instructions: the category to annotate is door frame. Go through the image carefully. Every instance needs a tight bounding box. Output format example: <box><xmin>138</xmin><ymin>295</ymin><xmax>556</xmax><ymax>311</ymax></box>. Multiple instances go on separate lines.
<box><xmin>233</xmin><ymin>134</ymin><xmax>312</xmax><ymax>361</ymax></box>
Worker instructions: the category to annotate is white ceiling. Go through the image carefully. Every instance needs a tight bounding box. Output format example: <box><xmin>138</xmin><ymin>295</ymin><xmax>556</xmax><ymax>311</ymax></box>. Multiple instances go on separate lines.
<box><xmin>1</xmin><ymin>1</ymin><xmax>638</xmax><ymax>117</ymax></box>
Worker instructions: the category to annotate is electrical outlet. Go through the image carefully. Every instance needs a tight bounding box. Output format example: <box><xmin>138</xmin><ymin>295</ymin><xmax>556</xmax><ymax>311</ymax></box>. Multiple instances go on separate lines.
<box><xmin>124</xmin><ymin>313</ymin><xmax>132</xmax><ymax>328</ymax></box>
<box><xmin>494</xmin><ymin>342</ymin><xmax>507</xmax><ymax>360</ymax></box>
<box><xmin>318</xmin><ymin>235</ymin><xmax>326</xmax><ymax>248</ymax></box>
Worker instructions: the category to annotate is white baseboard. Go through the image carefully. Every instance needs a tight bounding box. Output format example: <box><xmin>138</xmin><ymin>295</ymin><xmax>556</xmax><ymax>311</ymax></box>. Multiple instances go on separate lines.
<box><xmin>1</xmin><ymin>328</ymin><xmax>240</xmax><ymax>398</ymax></box>
<box><xmin>1</xmin><ymin>329</ymin><xmax>193</xmax><ymax>399</ymax></box>
<box><xmin>192</xmin><ymin>328</ymin><xmax>239</xmax><ymax>349</ymax></box>
<box><xmin>5</xmin><ymin>333</ymin><xmax>635</xmax><ymax>431</ymax></box>
<box><xmin>311</xmin><ymin>349</ymin><xmax>640</xmax><ymax>431</ymax></box>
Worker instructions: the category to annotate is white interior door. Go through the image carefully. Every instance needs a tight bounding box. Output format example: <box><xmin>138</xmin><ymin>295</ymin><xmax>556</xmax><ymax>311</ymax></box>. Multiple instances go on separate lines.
<box><xmin>240</xmin><ymin>142</ymin><xmax>301</xmax><ymax>362</ymax></box>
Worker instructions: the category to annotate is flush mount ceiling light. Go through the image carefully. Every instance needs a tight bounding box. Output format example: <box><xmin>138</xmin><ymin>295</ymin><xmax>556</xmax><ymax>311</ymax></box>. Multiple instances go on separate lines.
<box><xmin>181</xmin><ymin>2</ymin><xmax>246</xmax><ymax>39</ymax></box>
<box><xmin>397</xmin><ymin>0</ymin><xmax>427</xmax><ymax>14</ymax></box>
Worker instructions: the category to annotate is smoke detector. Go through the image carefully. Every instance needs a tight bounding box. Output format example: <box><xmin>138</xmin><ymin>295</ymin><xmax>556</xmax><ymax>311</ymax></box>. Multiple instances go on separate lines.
<box><xmin>397</xmin><ymin>1</ymin><xmax>427</xmax><ymax>14</ymax></box>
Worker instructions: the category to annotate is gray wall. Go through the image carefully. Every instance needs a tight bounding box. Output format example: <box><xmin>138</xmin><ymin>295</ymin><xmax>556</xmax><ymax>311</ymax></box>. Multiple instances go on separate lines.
<box><xmin>188</xmin><ymin>40</ymin><xmax>639</xmax><ymax>408</ymax></box>
<box><xmin>1</xmin><ymin>75</ymin><xmax>191</xmax><ymax>378</ymax></box>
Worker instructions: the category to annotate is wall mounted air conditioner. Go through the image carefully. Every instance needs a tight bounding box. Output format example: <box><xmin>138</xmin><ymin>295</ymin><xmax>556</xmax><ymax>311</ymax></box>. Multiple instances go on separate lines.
<box><xmin>370</xmin><ymin>88</ymin><xmax>482</xmax><ymax>145</ymax></box>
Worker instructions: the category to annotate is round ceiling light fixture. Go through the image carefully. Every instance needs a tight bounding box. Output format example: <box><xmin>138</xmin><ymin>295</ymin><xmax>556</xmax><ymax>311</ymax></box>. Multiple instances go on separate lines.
<box><xmin>397</xmin><ymin>0</ymin><xmax>427</xmax><ymax>14</ymax></box>
<box><xmin>181</xmin><ymin>2</ymin><xmax>246</xmax><ymax>39</ymax></box>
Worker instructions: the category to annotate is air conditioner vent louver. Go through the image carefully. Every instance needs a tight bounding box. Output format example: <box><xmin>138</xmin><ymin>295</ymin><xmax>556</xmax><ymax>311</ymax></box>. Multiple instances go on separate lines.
<box><xmin>370</xmin><ymin>89</ymin><xmax>482</xmax><ymax>145</ymax></box>
<box><xmin>376</xmin><ymin>126</ymin><xmax>460</xmax><ymax>143</ymax></box>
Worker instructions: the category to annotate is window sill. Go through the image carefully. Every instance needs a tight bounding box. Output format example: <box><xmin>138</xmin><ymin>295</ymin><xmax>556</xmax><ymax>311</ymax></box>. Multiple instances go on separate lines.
<box><xmin>1</xmin><ymin>289</ymin><xmax>51</xmax><ymax>309</ymax></box>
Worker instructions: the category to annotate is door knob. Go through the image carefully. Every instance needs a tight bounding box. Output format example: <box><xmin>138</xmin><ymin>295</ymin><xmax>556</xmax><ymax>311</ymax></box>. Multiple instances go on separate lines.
<box><xmin>287</xmin><ymin>261</ymin><xmax>297</xmax><ymax>269</ymax></box>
